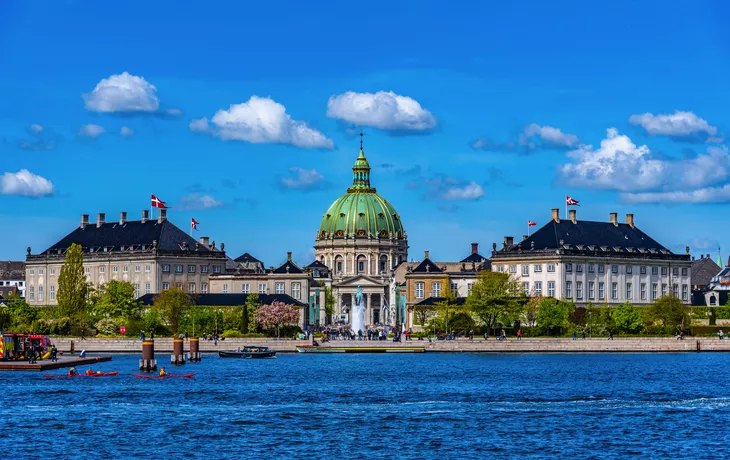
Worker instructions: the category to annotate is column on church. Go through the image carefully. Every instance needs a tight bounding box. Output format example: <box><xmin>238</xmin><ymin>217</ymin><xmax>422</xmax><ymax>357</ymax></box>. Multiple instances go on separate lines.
<box><xmin>366</xmin><ymin>293</ymin><xmax>372</xmax><ymax>325</ymax></box>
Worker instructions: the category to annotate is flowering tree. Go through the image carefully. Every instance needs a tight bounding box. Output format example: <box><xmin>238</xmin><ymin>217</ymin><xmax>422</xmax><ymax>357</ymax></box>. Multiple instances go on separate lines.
<box><xmin>255</xmin><ymin>301</ymin><xmax>300</xmax><ymax>339</ymax></box>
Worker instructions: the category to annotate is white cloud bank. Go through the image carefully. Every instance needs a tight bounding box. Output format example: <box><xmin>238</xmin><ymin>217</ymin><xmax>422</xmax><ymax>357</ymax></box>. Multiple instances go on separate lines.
<box><xmin>327</xmin><ymin>91</ymin><xmax>437</xmax><ymax>132</ymax></box>
<box><xmin>84</xmin><ymin>72</ymin><xmax>160</xmax><ymax>113</ymax></box>
<box><xmin>629</xmin><ymin>110</ymin><xmax>721</xmax><ymax>142</ymax></box>
<box><xmin>177</xmin><ymin>193</ymin><xmax>224</xmax><ymax>211</ymax></box>
<box><xmin>1</xmin><ymin>170</ymin><xmax>55</xmax><ymax>197</ymax></box>
<box><xmin>472</xmin><ymin>123</ymin><xmax>580</xmax><ymax>153</ymax></box>
<box><xmin>78</xmin><ymin>124</ymin><xmax>105</xmax><ymax>138</ymax></box>
<box><xmin>279</xmin><ymin>167</ymin><xmax>329</xmax><ymax>191</ymax></box>
<box><xmin>190</xmin><ymin>96</ymin><xmax>333</xmax><ymax>149</ymax></box>
<box><xmin>120</xmin><ymin>126</ymin><xmax>134</xmax><ymax>137</ymax></box>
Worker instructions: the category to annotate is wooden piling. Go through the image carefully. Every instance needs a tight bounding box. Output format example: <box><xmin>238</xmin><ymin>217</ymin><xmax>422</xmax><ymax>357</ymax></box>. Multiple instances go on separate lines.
<box><xmin>188</xmin><ymin>337</ymin><xmax>201</xmax><ymax>362</ymax></box>
<box><xmin>139</xmin><ymin>340</ymin><xmax>157</xmax><ymax>371</ymax></box>
<box><xmin>171</xmin><ymin>338</ymin><xmax>185</xmax><ymax>365</ymax></box>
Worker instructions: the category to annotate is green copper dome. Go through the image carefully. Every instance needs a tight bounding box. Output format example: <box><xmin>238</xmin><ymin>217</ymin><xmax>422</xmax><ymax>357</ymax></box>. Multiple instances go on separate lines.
<box><xmin>318</xmin><ymin>144</ymin><xmax>405</xmax><ymax>240</ymax></box>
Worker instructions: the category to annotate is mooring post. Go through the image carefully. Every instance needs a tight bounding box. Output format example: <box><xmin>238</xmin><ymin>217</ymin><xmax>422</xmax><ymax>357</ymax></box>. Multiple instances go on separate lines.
<box><xmin>171</xmin><ymin>338</ymin><xmax>185</xmax><ymax>365</ymax></box>
<box><xmin>697</xmin><ymin>340</ymin><xmax>701</xmax><ymax>352</ymax></box>
<box><xmin>188</xmin><ymin>337</ymin><xmax>201</xmax><ymax>362</ymax></box>
<box><xmin>140</xmin><ymin>339</ymin><xmax>157</xmax><ymax>371</ymax></box>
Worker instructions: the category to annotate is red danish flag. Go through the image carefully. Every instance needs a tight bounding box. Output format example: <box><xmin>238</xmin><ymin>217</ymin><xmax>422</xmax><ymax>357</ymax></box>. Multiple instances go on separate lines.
<box><xmin>191</xmin><ymin>218</ymin><xmax>199</xmax><ymax>230</ymax></box>
<box><xmin>528</xmin><ymin>220</ymin><xmax>537</xmax><ymax>227</ymax></box>
<box><xmin>151</xmin><ymin>194</ymin><xmax>167</xmax><ymax>209</ymax></box>
<box><xmin>566</xmin><ymin>195</ymin><xmax>580</xmax><ymax>206</ymax></box>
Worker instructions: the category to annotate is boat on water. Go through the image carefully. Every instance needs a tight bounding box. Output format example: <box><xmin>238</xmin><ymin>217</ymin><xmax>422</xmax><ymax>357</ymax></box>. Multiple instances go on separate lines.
<box><xmin>296</xmin><ymin>346</ymin><xmax>425</xmax><ymax>354</ymax></box>
<box><xmin>133</xmin><ymin>373</ymin><xmax>195</xmax><ymax>379</ymax></box>
<box><xmin>44</xmin><ymin>371</ymin><xmax>118</xmax><ymax>378</ymax></box>
<box><xmin>219</xmin><ymin>346</ymin><xmax>276</xmax><ymax>359</ymax></box>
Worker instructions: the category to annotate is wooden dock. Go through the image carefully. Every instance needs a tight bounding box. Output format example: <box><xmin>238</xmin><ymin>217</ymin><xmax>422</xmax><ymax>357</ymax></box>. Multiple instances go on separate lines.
<box><xmin>0</xmin><ymin>354</ymin><xmax>112</xmax><ymax>371</ymax></box>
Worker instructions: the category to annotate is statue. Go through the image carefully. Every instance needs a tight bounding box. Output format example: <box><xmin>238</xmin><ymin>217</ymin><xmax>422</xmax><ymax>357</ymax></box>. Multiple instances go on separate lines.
<box><xmin>351</xmin><ymin>285</ymin><xmax>366</xmax><ymax>334</ymax></box>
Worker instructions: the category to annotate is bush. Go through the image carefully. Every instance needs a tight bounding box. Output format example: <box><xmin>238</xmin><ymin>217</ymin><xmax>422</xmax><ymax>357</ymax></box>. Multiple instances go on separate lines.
<box><xmin>95</xmin><ymin>318</ymin><xmax>119</xmax><ymax>336</ymax></box>
<box><xmin>222</xmin><ymin>329</ymin><xmax>244</xmax><ymax>338</ymax></box>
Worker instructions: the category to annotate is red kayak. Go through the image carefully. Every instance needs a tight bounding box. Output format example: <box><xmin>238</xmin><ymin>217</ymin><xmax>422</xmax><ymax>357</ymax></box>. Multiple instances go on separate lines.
<box><xmin>133</xmin><ymin>373</ymin><xmax>195</xmax><ymax>379</ymax></box>
<box><xmin>44</xmin><ymin>372</ymin><xmax>119</xmax><ymax>378</ymax></box>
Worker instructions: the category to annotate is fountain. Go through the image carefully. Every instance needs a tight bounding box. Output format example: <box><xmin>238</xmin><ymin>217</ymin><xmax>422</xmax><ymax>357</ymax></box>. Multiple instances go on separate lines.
<box><xmin>351</xmin><ymin>285</ymin><xmax>366</xmax><ymax>334</ymax></box>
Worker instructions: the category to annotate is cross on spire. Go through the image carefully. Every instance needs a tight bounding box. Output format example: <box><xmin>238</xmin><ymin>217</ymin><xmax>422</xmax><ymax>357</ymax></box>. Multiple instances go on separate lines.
<box><xmin>360</xmin><ymin>130</ymin><xmax>364</xmax><ymax>150</ymax></box>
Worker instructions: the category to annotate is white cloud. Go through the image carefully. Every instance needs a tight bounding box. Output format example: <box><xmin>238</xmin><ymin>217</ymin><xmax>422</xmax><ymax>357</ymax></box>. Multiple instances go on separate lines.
<box><xmin>165</xmin><ymin>108</ymin><xmax>182</xmax><ymax>117</ymax></box>
<box><xmin>120</xmin><ymin>126</ymin><xmax>134</xmax><ymax>137</ymax></box>
<box><xmin>29</xmin><ymin>124</ymin><xmax>44</xmax><ymax>134</ymax></box>
<box><xmin>0</xmin><ymin>169</ymin><xmax>54</xmax><ymax>197</ymax></box>
<box><xmin>413</xmin><ymin>176</ymin><xmax>484</xmax><ymax>201</ymax></box>
<box><xmin>83</xmin><ymin>72</ymin><xmax>160</xmax><ymax>113</ymax></box>
<box><xmin>177</xmin><ymin>193</ymin><xmax>224</xmax><ymax>211</ymax></box>
<box><xmin>192</xmin><ymin>96</ymin><xmax>333</xmax><ymax>149</ymax></box>
<box><xmin>621</xmin><ymin>184</ymin><xmax>730</xmax><ymax>204</ymax></box>
<box><xmin>78</xmin><ymin>124</ymin><xmax>105</xmax><ymax>138</ymax></box>
<box><xmin>629</xmin><ymin>110</ymin><xmax>720</xmax><ymax>142</ymax></box>
<box><xmin>521</xmin><ymin>124</ymin><xmax>580</xmax><ymax>149</ymax></box>
<box><xmin>326</xmin><ymin>91</ymin><xmax>437</xmax><ymax>132</ymax></box>
<box><xmin>280</xmin><ymin>167</ymin><xmax>329</xmax><ymax>191</ymax></box>
<box><xmin>443</xmin><ymin>181</ymin><xmax>484</xmax><ymax>200</ymax></box>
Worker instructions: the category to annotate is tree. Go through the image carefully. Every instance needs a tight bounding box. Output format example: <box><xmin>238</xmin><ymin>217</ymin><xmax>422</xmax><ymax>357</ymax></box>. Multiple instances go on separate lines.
<box><xmin>648</xmin><ymin>295</ymin><xmax>690</xmax><ymax>334</ymax></box>
<box><xmin>535</xmin><ymin>298</ymin><xmax>571</xmax><ymax>335</ymax></box>
<box><xmin>323</xmin><ymin>287</ymin><xmax>336</xmax><ymax>319</ymax></box>
<box><xmin>57</xmin><ymin>243</ymin><xmax>88</xmax><ymax>318</ymax></box>
<box><xmin>613</xmin><ymin>302</ymin><xmax>644</xmax><ymax>335</ymax></box>
<box><xmin>432</xmin><ymin>286</ymin><xmax>460</xmax><ymax>331</ymax></box>
<box><xmin>245</xmin><ymin>294</ymin><xmax>261</xmax><ymax>333</ymax></box>
<box><xmin>152</xmin><ymin>288</ymin><xmax>192</xmax><ymax>334</ymax></box>
<box><xmin>466</xmin><ymin>271</ymin><xmax>525</xmax><ymax>333</ymax></box>
<box><xmin>255</xmin><ymin>301</ymin><xmax>300</xmax><ymax>338</ymax></box>
<box><xmin>92</xmin><ymin>280</ymin><xmax>140</xmax><ymax>319</ymax></box>
<box><xmin>525</xmin><ymin>297</ymin><xmax>539</xmax><ymax>327</ymax></box>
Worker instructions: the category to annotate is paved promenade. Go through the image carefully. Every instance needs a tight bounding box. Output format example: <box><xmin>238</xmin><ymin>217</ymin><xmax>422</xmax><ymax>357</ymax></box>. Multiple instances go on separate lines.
<box><xmin>48</xmin><ymin>337</ymin><xmax>730</xmax><ymax>353</ymax></box>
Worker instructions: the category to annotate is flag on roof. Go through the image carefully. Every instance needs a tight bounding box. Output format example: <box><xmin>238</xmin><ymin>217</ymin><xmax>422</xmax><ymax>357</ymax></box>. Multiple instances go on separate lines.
<box><xmin>528</xmin><ymin>220</ymin><xmax>537</xmax><ymax>227</ymax></box>
<box><xmin>566</xmin><ymin>195</ymin><xmax>580</xmax><ymax>206</ymax></box>
<box><xmin>151</xmin><ymin>194</ymin><xmax>167</xmax><ymax>209</ymax></box>
<box><xmin>191</xmin><ymin>218</ymin><xmax>199</xmax><ymax>230</ymax></box>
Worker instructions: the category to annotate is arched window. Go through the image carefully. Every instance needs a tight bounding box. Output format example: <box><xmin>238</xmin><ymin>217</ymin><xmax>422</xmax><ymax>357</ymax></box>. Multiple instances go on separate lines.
<box><xmin>357</xmin><ymin>255</ymin><xmax>367</xmax><ymax>275</ymax></box>
<box><xmin>335</xmin><ymin>255</ymin><xmax>343</xmax><ymax>275</ymax></box>
<box><xmin>710</xmin><ymin>295</ymin><xmax>717</xmax><ymax>306</ymax></box>
<box><xmin>380</xmin><ymin>255</ymin><xmax>388</xmax><ymax>274</ymax></box>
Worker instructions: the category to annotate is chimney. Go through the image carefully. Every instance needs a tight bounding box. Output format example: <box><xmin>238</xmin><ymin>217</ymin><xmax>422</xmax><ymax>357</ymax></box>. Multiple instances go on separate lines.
<box><xmin>523</xmin><ymin>235</ymin><xmax>528</xmax><ymax>241</ymax></box>
<box><xmin>551</xmin><ymin>208</ymin><xmax>560</xmax><ymax>223</ymax></box>
<box><xmin>80</xmin><ymin>214</ymin><xmax>89</xmax><ymax>229</ymax></box>
<box><xmin>221</xmin><ymin>242</ymin><xmax>225</xmax><ymax>251</ymax></box>
<box><xmin>119</xmin><ymin>212</ymin><xmax>127</xmax><ymax>225</ymax></box>
<box><xmin>158</xmin><ymin>208</ymin><xmax>167</xmax><ymax>223</ymax></box>
<box><xmin>707</xmin><ymin>253</ymin><xmax>711</xmax><ymax>259</ymax></box>
<box><xmin>211</xmin><ymin>240</ymin><xmax>216</xmax><ymax>250</ymax></box>
<box><xmin>287</xmin><ymin>251</ymin><xmax>292</xmax><ymax>262</ymax></box>
<box><xmin>424</xmin><ymin>250</ymin><xmax>430</xmax><ymax>260</ymax></box>
<box><xmin>471</xmin><ymin>243</ymin><xmax>479</xmax><ymax>255</ymax></box>
<box><xmin>200</xmin><ymin>236</ymin><xmax>209</xmax><ymax>246</ymax></box>
<box><xmin>609</xmin><ymin>212</ymin><xmax>618</xmax><ymax>226</ymax></box>
<box><xmin>141</xmin><ymin>210</ymin><xmax>149</xmax><ymax>223</ymax></box>
<box><xmin>626</xmin><ymin>213</ymin><xmax>634</xmax><ymax>227</ymax></box>
<box><xmin>701</xmin><ymin>254</ymin><xmax>704</xmax><ymax>259</ymax></box>
<box><xmin>503</xmin><ymin>236</ymin><xmax>514</xmax><ymax>248</ymax></box>
<box><xmin>569</xmin><ymin>209</ymin><xmax>576</xmax><ymax>224</ymax></box>
<box><xmin>97</xmin><ymin>213</ymin><xmax>105</xmax><ymax>228</ymax></box>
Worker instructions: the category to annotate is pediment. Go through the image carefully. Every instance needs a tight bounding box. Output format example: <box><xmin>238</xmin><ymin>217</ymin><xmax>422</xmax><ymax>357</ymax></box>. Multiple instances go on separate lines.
<box><xmin>333</xmin><ymin>275</ymin><xmax>386</xmax><ymax>288</ymax></box>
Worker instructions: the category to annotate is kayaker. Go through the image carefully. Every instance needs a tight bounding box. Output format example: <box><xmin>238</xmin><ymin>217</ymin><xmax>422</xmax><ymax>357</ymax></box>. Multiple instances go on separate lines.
<box><xmin>159</xmin><ymin>367</ymin><xmax>167</xmax><ymax>377</ymax></box>
<box><xmin>68</xmin><ymin>367</ymin><xmax>78</xmax><ymax>376</ymax></box>
<box><xmin>86</xmin><ymin>369</ymin><xmax>102</xmax><ymax>375</ymax></box>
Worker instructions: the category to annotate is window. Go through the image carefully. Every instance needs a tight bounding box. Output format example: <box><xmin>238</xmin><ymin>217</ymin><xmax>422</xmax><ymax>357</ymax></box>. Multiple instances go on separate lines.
<box><xmin>358</xmin><ymin>261</ymin><xmax>365</xmax><ymax>272</ymax></box>
<box><xmin>201</xmin><ymin>283</ymin><xmax>208</xmax><ymax>293</ymax></box>
<box><xmin>259</xmin><ymin>283</ymin><xmax>267</xmax><ymax>294</ymax></box>
<box><xmin>681</xmin><ymin>268</ymin><xmax>688</xmax><ymax>277</ymax></box>
<box><xmin>431</xmin><ymin>282</ymin><xmax>442</xmax><ymax>297</ymax></box>
<box><xmin>39</xmin><ymin>269</ymin><xmax>44</xmax><ymax>275</ymax></box>
<box><xmin>241</xmin><ymin>283</ymin><xmax>250</xmax><ymax>294</ymax></box>
<box><xmin>534</xmin><ymin>264</ymin><xmax>542</xmax><ymax>273</ymax></box>
<box><xmin>113</xmin><ymin>266</ymin><xmax>118</xmax><ymax>273</ymax></box>
<box><xmin>509</xmin><ymin>265</ymin><xmax>517</xmax><ymax>273</ymax></box>
<box><xmin>535</xmin><ymin>281</ymin><xmax>542</xmax><ymax>296</ymax></box>
<box><xmin>292</xmin><ymin>282</ymin><xmax>301</xmax><ymax>299</ymax></box>
<box><xmin>201</xmin><ymin>265</ymin><xmax>209</xmax><ymax>273</ymax></box>
<box><xmin>611</xmin><ymin>265</ymin><xmax>618</xmax><ymax>274</ymax></box>
<box><xmin>49</xmin><ymin>285</ymin><xmax>55</xmax><ymax>301</ymax></box>
<box><xmin>50</xmin><ymin>268</ymin><xmax>55</xmax><ymax>275</ymax></box>
<box><xmin>522</xmin><ymin>265</ymin><xmax>529</xmax><ymax>276</ymax></box>
<box><xmin>523</xmin><ymin>282</ymin><xmax>529</xmax><ymax>295</ymax></box>
<box><xmin>99</xmin><ymin>266</ymin><xmax>105</xmax><ymax>273</ymax></box>
<box><xmin>450</xmin><ymin>282</ymin><xmax>458</xmax><ymax>294</ymax></box>
<box><xmin>145</xmin><ymin>265</ymin><xmax>151</xmax><ymax>272</ymax></box>
<box><xmin>213</xmin><ymin>266</ymin><xmax>221</xmax><ymax>274</ymax></box>
<box><xmin>576</xmin><ymin>281</ymin><xmax>583</xmax><ymax>299</ymax></box>
<box><xmin>588</xmin><ymin>264</ymin><xmax>594</xmax><ymax>273</ymax></box>
<box><xmin>135</xmin><ymin>265</ymin><xmax>141</xmax><ymax>273</ymax></box>
<box><xmin>565</xmin><ymin>263</ymin><xmax>573</xmax><ymax>273</ymax></box>
<box><xmin>176</xmin><ymin>282</ymin><xmax>183</xmax><ymax>290</ymax></box>
<box><xmin>162</xmin><ymin>282</ymin><xmax>169</xmax><ymax>290</ymax></box>
<box><xmin>175</xmin><ymin>265</ymin><xmax>183</xmax><ymax>273</ymax></box>
<box><xmin>145</xmin><ymin>283</ymin><xmax>151</xmax><ymax>294</ymax></box>
<box><xmin>548</xmin><ymin>281</ymin><xmax>555</xmax><ymax>298</ymax></box>
<box><xmin>188</xmin><ymin>265</ymin><xmax>196</xmax><ymax>273</ymax></box>
<box><xmin>682</xmin><ymin>284</ymin><xmax>688</xmax><ymax>301</ymax></box>
<box><xmin>673</xmin><ymin>284</ymin><xmax>679</xmax><ymax>298</ymax></box>
<box><xmin>38</xmin><ymin>286</ymin><xmax>43</xmax><ymax>301</ymax></box>
<box><xmin>588</xmin><ymin>282</ymin><xmax>595</xmax><ymax>299</ymax></box>
<box><xmin>652</xmin><ymin>283</ymin><xmax>658</xmax><ymax>300</ymax></box>
<box><xmin>661</xmin><ymin>267</ymin><xmax>668</xmax><ymax>276</ymax></box>
<box><xmin>611</xmin><ymin>282</ymin><xmax>618</xmax><ymax>299</ymax></box>
<box><xmin>547</xmin><ymin>264</ymin><xmax>555</xmax><ymax>273</ymax></box>
<box><xmin>85</xmin><ymin>267</ymin><xmax>90</xmax><ymax>274</ymax></box>
<box><xmin>467</xmin><ymin>283</ymin><xmax>474</xmax><ymax>295</ymax></box>
<box><xmin>162</xmin><ymin>265</ymin><xmax>170</xmax><ymax>273</ymax></box>
<box><xmin>565</xmin><ymin>281</ymin><xmax>572</xmax><ymax>298</ymax></box>
<box><xmin>275</xmin><ymin>283</ymin><xmax>285</xmax><ymax>294</ymax></box>
<box><xmin>134</xmin><ymin>283</ymin><xmax>140</xmax><ymax>298</ymax></box>
<box><xmin>313</xmin><ymin>270</ymin><xmax>320</xmax><ymax>278</ymax></box>
<box><xmin>29</xmin><ymin>269</ymin><xmax>34</xmax><ymax>275</ymax></box>
<box><xmin>496</xmin><ymin>266</ymin><xmax>504</xmax><ymax>273</ymax></box>
<box><xmin>599</xmin><ymin>282</ymin><xmax>605</xmax><ymax>300</ymax></box>
<box><xmin>123</xmin><ymin>265</ymin><xmax>129</xmax><ymax>272</ymax></box>
<box><xmin>672</xmin><ymin>268</ymin><xmax>679</xmax><ymax>276</ymax></box>
<box><xmin>626</xmin><ymin>283</ymin><xmax>632</xmax><ymax>300</ymax></box>
<box><xmin>641</xmin><ymin>283</ymin><xmax>647</xmax><ymax>300</ymax></box>
<box><xmin>626</xmin><ymin>266</ymin><xmax>632</xmax><ymax>275</ymax></box>
<box><xmin>188</xmin><ymin>283</ymin><xmax>196</xmax><ymax>293</ymax></box>
<box><xmin>640</xmin><ymin>266</ymin><xmax>647</xmax><ymax>275</ymax></box>
<box><xmin>661</xmin><ymin>284</ymin><xmax>667</xmax><ymax>297</ymax></box>
<box><xmin>337</xmin><ymin>261</ymin><xmax>343</xmax><ymax>273</ymax></box>
<box><xmin>29</xmin><ymin>286</ymin><xmax>34</xmax><ymax>300</ymax></box>
<box><xmin>223</xmin><ymin>283</ymin><xmax>229</xmax><ymax>293</ymax></box>
<box><xmin>652</xmin><ymin>266</ymin><xmax>658</xmax><ymax>275</ymax></box>
<box><xmin>598</xmin><ymin>265</ymin><xmax>605</xmax><ymax>274</ymax></box>
<box><xmin>415</xmin><ymin>282</ymin><xmax>425</xmax><ymax>299</ymax></box>
<box><xmin>576</xmin><ymin>264</ymin><xmax>583</xmax><ymax>273</ymax></box>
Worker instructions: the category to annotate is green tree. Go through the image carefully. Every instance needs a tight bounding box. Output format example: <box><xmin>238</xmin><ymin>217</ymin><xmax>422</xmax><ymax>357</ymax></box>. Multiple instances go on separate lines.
<box><xmin>0</xmin><ymin>304</ymin><xmax>12</xmax><ymax>330</ymax></box>
<box><xmin>613</xmin><ymin>302</ymin><xmax>644</xmax><ymax>335</ymax></box>
<box><xmin>152</xmin><ymin>288</ymin><xmax>192</xmax><ymax>334</ymax></box>
<box><xmin>245</xmin><ymin>294</ymin><xmax>261</xmax><ymax>333</ymax></box>
<box><xmin>535</xmin><ymin>298</ymin><xmax>571</xmax><ymax>335</ymax></box>
<box><xmin>57</xmin><ymin>243</ymin><xmax>88</xmax><ymax>318</ymax></box>
<box><xmin>648</xmin><ymin>295</ymin><xmax>690</xmax><ymax>334</ymax></box>
<box><xmin>323</xmin><ymin>287</ymin><xmax>336</xmax><ymax>318</ymax></box>
<box><xmin>91</xmin><ymin>280</ymin><xmax>140</xmax><ymax>318</ymax></box>
<box><xmin>466</xmin><ymin>271</ymin><xmax>525</xmax><ymax>333</ymax></box>
<box><xmin>432</xmin><ymin>286</ymin><xmax>460</xmax><ymax>331</ymax></box>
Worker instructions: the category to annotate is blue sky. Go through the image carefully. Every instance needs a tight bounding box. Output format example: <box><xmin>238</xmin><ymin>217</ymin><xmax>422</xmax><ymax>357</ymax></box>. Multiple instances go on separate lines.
<box><xmin>2</xmin><ymin>0</ymin><xmax>730</xmax><ymax>266</ymax></box>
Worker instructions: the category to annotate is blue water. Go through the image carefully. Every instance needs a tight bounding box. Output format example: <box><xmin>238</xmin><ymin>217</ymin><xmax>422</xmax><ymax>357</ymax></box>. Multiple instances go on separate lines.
<box><xmin>0</xmin><ymin>352</ymin><xmax>728</xmax><ymax>458</ymax></box>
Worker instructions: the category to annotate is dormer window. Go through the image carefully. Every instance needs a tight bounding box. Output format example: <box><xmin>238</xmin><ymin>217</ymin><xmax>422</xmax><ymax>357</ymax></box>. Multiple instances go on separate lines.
<box><xmin>358</xmin><ymin>212</ymin><xmax>365</xmax><ymax>217</ymax></box>
<box><xmin>340</xmin><ymin>213</ymin><xmax>346</xmax><ymax>218</ymax></box>
<box><xmin>378</xmin><ymin>213</ymin><xmax>384</xmax><ymax>218</ymax></box>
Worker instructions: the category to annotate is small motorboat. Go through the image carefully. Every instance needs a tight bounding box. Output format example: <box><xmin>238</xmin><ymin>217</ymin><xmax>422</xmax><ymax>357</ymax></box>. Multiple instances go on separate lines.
<box><xmin>219</xmin><ymin>346</ymin><xmax>276</xmax><ymax>358</ymax></box>
<box><xmin>44</xmin><ymin>371</ymin><xmax>119</xmax><ymax>378</ymax></box>
<box><xmin>133</xmin><ymin>373</ymin><xmax>195</xmax><ymax>379</ymax></box>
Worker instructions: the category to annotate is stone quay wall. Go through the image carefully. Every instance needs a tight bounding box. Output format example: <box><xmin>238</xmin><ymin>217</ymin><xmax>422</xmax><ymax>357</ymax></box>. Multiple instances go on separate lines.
<box><xmin>50</xmin><ymin>337</ymin><xmax>730</xmax><ymax>353</ymax></box>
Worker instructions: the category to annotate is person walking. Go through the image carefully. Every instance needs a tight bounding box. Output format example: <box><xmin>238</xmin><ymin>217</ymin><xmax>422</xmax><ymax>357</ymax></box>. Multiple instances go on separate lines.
<box><xmin>582</xmin><ymin>329</ymin><xmax>586</xmax><ymax>340</ymax></box>
<box><xmin>572</xmin><ymin>330</ymin><xmax>577</xmax><ymax>341</ymax></box>
<box><xmin>517</xmin><ymin>329</ymin><xmax>522</xmax><ymax>340</ymax></box>
<box><xmin>719</xmin><ymin>329</ymin><xmax>724</xmax><ymax>340</ymax></box>
<box><xmin>140</xmin><ymin>330</ymin><xmax>145</xmax><ymax>341</ymax></box>
<box><xmin>484</xmin><ymin>331</ymin><xmax>489</xmax><ymax>341</ymax></box>
<box><xmin>608</xmin><ymin>330</ymin><xmax>614</xmax><ymax>340</ymax></box>
<box><xmin>51</xmin><ymin>344</ymin><xmax>58</xmax><ymax>362</ymax></box>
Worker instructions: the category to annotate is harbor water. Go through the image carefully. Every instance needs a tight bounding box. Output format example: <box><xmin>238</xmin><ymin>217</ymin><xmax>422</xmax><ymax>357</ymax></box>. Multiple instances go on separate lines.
<box><xmin>1</xmin><ymin>352</ymin><xmax>728</xmax><ymax>457</ymax></box>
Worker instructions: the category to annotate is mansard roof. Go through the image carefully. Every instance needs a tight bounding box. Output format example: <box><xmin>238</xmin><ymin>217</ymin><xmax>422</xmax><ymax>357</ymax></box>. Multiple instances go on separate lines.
<box><xmin>306</xmin><ymin>260</ymin><xmax>328</xmax><ymax>269</ymax></box>
<box><xmin>272</xmin><ymin>260</ymin><xmax>304</xmax><ymax>274</ymax></box>
<box><xmin>691</xmin><ymin>257</ymin><xmax>722</xmax><ymax>287</ymax></box>
<box><xmin>138</xmin><ymin>293</ymin><xmax>306</xmax><ymax>307</ymax></box>
<box><xmin>411</xmin><ymin>258</ymin><xmax>443</xmax><ymax>273</ymax></box>
<box><xmin>460</xmin><ymin>252</ymin><xmax>488</xmax><ymax>263</ymax></box>
<box><xmin>234</xmin><ymin>252</ymin><xmax>263</xmax><ymax>264</ymax></box>
<box><xmin>0</xmin><ymin>261</ymin><xmax>25</xmax><ymax>280</ymax></box>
